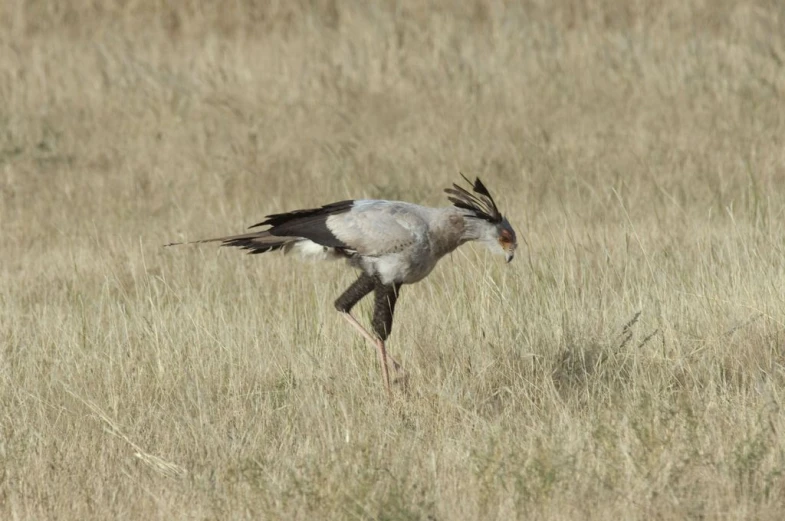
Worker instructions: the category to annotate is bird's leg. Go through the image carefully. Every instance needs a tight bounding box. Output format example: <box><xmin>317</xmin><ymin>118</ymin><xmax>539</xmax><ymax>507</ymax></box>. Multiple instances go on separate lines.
<box><xmin>371</xmin><ymin>282</ymin><xmax>406</xmax><ymax>393</ymax></box>
<box><xmin>335</xmin><ymin>274</ymin><xmax>405</xmax><ymax>396</ymax></box>
<box><xmin>339</xmin><ymin>312</ymin><xmax>404</xmax><ymax>373</ymax></box>
<box><xmin>375</xmin><ymin>338</ymin><xmax>392</xmax><ymax>399</ymax></box>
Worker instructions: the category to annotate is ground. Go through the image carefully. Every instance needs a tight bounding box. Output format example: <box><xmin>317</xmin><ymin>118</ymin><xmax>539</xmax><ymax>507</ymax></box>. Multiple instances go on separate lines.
<box><xmin>2</xmin><ymin>1</ymin><xmax>785</xmax><ymax>519</ymax></box>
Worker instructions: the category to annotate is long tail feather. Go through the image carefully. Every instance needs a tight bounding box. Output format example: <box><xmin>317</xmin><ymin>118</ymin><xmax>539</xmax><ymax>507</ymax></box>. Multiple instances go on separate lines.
<box><xmin>165</xmin><ymin>231</ymin><xmax>298</xmax><ymax>254</ymax></box>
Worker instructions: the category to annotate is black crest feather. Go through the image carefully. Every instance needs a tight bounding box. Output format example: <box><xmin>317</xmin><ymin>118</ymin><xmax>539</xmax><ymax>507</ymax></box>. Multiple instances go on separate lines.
<box><xmin>444</xmin><ymin>174</ymin><xmax>502</xmax><ymax>223</ymax></box>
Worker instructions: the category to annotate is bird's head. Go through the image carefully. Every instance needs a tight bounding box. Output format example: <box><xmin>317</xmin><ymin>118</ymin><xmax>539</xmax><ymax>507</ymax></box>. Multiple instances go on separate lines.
<box><xmin>445</xmin><ymin>175</ymin><xmax>518</xmax><ymax>263</ymax></box>
<box><xmin>496</xmin><ymin>217</ymin><xmax>518</xmax><ymax>263</ymax></box>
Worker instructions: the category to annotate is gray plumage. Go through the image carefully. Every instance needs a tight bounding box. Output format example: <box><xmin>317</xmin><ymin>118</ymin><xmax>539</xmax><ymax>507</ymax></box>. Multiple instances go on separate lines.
<box><xmin>168</xmin><ymin>176</ymin><xmax>518</xmax><ymax>397</ymax></box>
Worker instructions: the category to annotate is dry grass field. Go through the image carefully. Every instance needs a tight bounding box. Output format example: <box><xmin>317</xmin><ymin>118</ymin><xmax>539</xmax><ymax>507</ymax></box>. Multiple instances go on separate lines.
<box><xmin>3</xmin><ymin>1</ymin><xmax>785</xmax><ymax>519</ymax></box>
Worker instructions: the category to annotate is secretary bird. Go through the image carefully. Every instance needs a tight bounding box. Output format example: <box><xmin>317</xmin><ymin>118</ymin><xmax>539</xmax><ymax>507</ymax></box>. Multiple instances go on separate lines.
<box><xmin>168</xmin><ymin>176</ymin><xmax>517</xmax><ymax>397</ymax></box>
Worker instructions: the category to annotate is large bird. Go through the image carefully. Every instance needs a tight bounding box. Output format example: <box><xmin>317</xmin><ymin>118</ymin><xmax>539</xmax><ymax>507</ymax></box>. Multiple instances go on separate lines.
<box><xmin>168</xmin><ymin>176</ymin><xmax>517</xmax><ymax>397</ymax></box>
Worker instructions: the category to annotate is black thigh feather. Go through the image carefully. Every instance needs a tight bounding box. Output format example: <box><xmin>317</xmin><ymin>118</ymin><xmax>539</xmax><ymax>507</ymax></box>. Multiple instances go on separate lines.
<box><xmin>372</xmin><ymin>281</ymin><xmax>402</xmax><ymax>341</ymax></box>
<box><xmin>334</xmin><ymin>273</ymin><xmax>376</xmax><ymax>313</ymax></box>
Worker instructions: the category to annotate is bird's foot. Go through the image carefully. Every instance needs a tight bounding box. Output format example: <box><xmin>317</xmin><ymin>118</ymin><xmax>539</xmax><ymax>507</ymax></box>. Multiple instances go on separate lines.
<box><xmin>388</xmin><ymin>360</ymin><xmax>409</xmax><ymax>395</ymax></box>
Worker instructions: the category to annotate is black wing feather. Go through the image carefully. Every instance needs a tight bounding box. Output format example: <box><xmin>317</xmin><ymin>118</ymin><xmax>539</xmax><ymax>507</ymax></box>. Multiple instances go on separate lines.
<box><xmin>250</xmin><ymin>199</ymin><xmax>355</xmax><ymax>248</ymax></box>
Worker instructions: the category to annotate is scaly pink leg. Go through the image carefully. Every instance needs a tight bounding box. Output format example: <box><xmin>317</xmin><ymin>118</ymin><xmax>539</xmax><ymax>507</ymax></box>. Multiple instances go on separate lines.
<box><xmin>340</xmin><ymin>312</ymin><xmax>407</xmax><ymax>394</ymax></box>
<box><xmin>375</xmin><ymin>337</ymin><xmax>392</xmax><ymax>398</ymax></box>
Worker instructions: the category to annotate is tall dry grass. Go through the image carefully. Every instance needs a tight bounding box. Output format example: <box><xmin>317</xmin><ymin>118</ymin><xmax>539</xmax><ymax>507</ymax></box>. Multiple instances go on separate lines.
<box><xmin>2</xmin><ymin>1</ymin><xmax>785</xmax><ymax>519</ymax></box>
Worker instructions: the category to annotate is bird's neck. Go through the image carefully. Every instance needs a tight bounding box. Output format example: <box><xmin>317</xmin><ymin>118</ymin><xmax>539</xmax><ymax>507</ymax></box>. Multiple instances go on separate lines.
<box><xmin>457</xmin><ymin>210</ymin><xmax>495</xmax><ymax>244</ymax></box>
<box><xmin>429</xmin><ymin>208</ymin><xmax>486</xmax><ymax>258</ymax></box>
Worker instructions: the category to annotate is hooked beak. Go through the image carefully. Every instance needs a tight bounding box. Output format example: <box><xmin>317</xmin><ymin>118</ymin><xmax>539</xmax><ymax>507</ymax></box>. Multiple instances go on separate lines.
<box><xmin>505</xmin><ymin>249</ymin><xmax>515</xmax><ymax>263</ymax></box>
